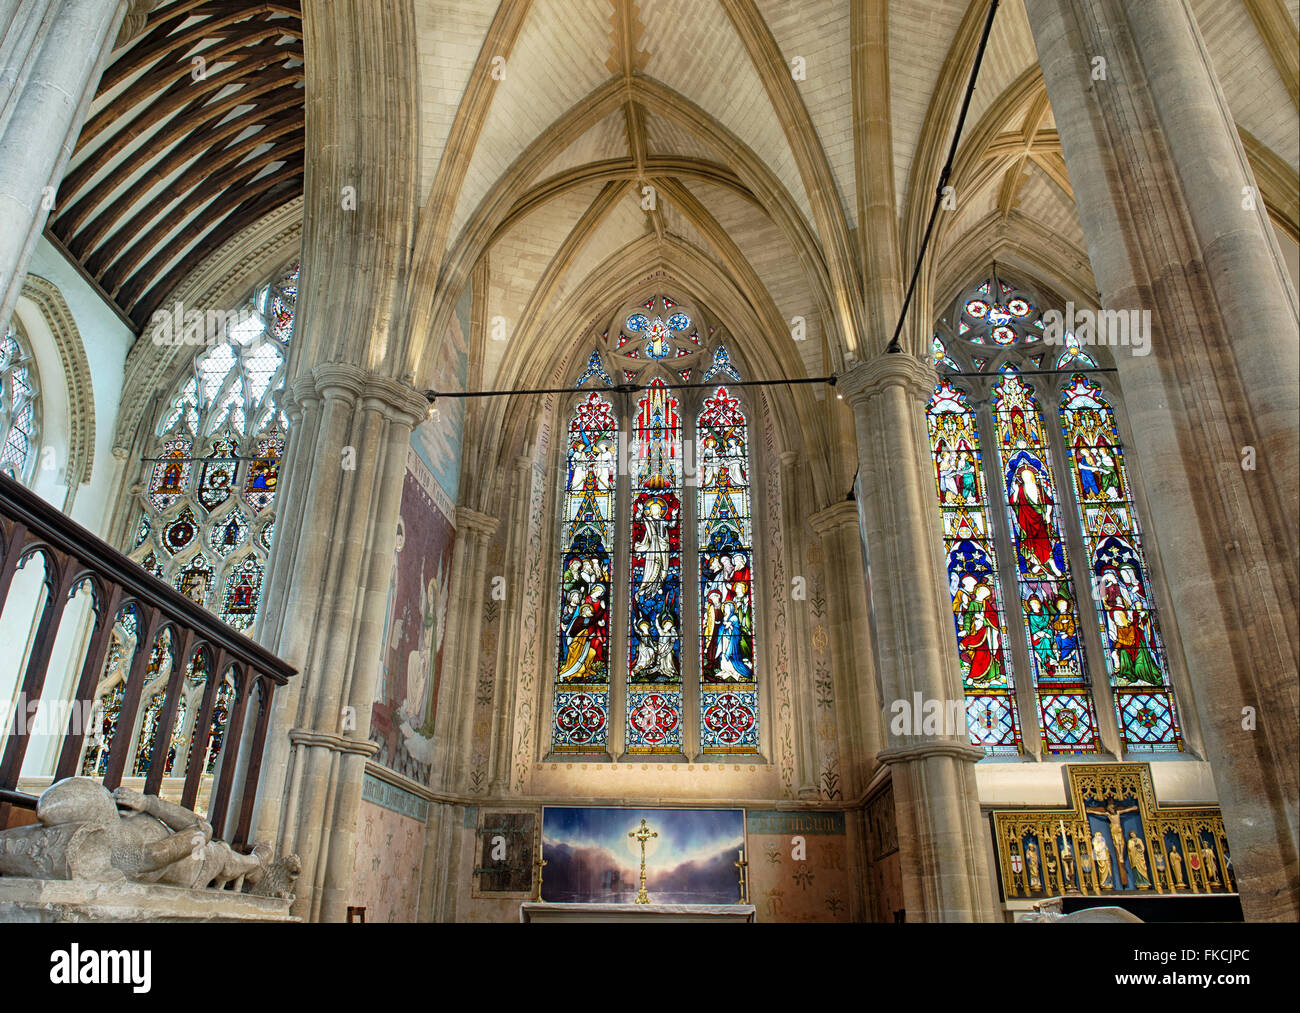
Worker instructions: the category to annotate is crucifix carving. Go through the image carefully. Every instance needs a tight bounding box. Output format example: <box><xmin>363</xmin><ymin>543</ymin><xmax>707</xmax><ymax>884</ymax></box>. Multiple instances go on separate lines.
<box><xmin>628</xmin><ymin>818</ymin><xmax>658</xmax><ymax>904</ymax></box>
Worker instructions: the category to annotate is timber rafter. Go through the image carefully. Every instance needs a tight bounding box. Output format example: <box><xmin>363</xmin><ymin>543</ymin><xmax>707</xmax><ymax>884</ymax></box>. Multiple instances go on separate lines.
<box><xmin>50</xmin><ymin>0</ymin><xmax>304</xmax><ymax>330</ymax></box>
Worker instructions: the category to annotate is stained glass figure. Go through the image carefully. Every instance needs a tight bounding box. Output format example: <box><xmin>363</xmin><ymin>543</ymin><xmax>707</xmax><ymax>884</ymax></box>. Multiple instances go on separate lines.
<box><xmin>175</xmin><ymin>554</ymin><xmax>214</xmax><ymax>607</ymax></box>
<box><xmin>698</xmin><ymin>378</ymin><xmax>758</xmax><ymax>753</ymax></box>
<box><xmin>202</xmin><ymin>674</ymin><xmax>238</xmax><ymax>774</ymax></box>
<box><xmin>626</xmin><ymin>378</ymin><xmax>683</xmax><ymax>753</ymax></box>
<box><xmin>149</xmin><ymin>438</ymin><xmax>192</xmax><ymax>512</ymax></box>
<box><xmin>80</xmin><ymin>682</ymin><xmax>124</xmax><ymax>777</ymax></box>
<box><xmin>553</xmin><ymin>393</ymin><xmax>617</xmax><ymax>752</ymax></box>
<box><xmin>219</xmin><ymin>556</ymin><xmax>263</xmax><ymax>633</ymax></box>
<box><xmin>245</xmin><ymin>432</ymin><xmax>282</xmax><ymax>513</ymax></box>
<box><xmin>211</xmin><ymin>509</ymin><xmax>249</xmax><ymax>559</ymax></box>
<box><xmin>1059</xmin><ymin>376</ymin><xmax>1182</xmax><ymax>752</ymax></box>
<box><xmin>927</xmin><ymin>381</ymin><xmax>1023</xmax><ymax>754</ymax></box>
<box><xmin>992</xmin><ymin>369</ymin><xmax>1100</xmax><ymax>753</ymax></box>
<box><xmin>0</xmin><ymin>323</ymin><xmax>41</xmax><ymax>483</ymax></box>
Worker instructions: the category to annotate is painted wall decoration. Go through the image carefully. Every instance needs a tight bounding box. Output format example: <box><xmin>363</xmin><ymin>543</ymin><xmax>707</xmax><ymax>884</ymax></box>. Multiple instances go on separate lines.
<box><xmin>990</xmin><ymin>763</ymin><xmax>1234</xmax><ymax>901</ymax></box>
<box><xmin>371</xmin><ymin>447</ymin><xmax>456</xmax><ymax>783</ymax></box>
<box><xmin>746</xmin><ymin>810</ymin><xmax>852</xmax><ymax>922</ymax></box>
<box><xmin>348</xmin><ymin>788</ymin><xmax>427</xmax><ymax>922</ymax></box>
<box><xmin>541</xmin><ymin>806</ymin><xmax>745</xmax><ymax>905</ymax></box>
<box><xmin>410</xmin><ymin>288</ymin><xmax>470</xmax><ymax>507</ymax></box>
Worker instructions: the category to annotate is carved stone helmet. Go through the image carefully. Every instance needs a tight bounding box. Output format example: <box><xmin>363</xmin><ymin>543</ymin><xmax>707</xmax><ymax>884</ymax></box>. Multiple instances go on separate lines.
<box><xmin>36</xmin><ymin>777</ymin><xmax>118</xmax><ymax>828</ymax></box>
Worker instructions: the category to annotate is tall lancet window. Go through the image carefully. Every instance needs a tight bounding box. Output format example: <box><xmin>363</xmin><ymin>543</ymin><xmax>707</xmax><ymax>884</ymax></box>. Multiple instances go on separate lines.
<box><xmin>0</xmin><ymin>321</ymin><xmax>41</xmax><ymax>483</ymax></box>
<box><xmin>926</xmin><ymin>269</ymin><xmax>1183</xmax><ymax>756</ymax></box>
<box><xmin>553</xmin><ymin>385</ymin><xmax>618</xmax><ymax>753</ymax></box>
<box><xmin>626</xmin><ymin>378</ymin><xmax>684</xmax><ymax>753</ymax></box>
<box><xmin>549</xmin><ymin>297</ymin><xmax>761</xmax><ymax>758</ymax></box>
<box><xmin>697</xmin><ymin>368</ymin><xmax>758</xmax><ymax>753</ymax></box>
<box><xmin>1059</xmin><ymin>376</ymin><xmax>1182</xmax><ymax>751</ymax></box>
<box><xmin>991</xmin><ymin>368</ymin><xmax>1100</xmax><ymax>753</ymax></box>
<box><xmin>927</xmin><ymin>380</ymin><xmax>1022</xmax><ymax>754</ymax></box>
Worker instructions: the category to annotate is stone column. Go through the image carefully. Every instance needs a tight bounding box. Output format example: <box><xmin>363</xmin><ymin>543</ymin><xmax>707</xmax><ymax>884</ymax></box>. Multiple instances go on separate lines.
<box><xmin>253</xmin><ymin>364</ymin><xmax>426</xmax><ymax>923</ymax></box>
<box><xmin>488</xmin><ymin>455</ymin><xmax>532</xmax><ymax>794</ymax></box>
<box><xmin>432</xmin><ymin>505</ymin><xmax>497</xmax><ymax>793</ymax></box>
<box><xmin>839</xmin><ymin>353</ymin><xmax>998</xmax><ymax>922</ymax></box>
<box><xmin>1027</xmin><ymin>0</ymin><xmax>1299</xmax><ymax>921</ymax></box>
<box><xmin>778</xmin><ymin>451</ymin><xmax>819</xmax><ymax>797</ymax></box>
<box><xmin>810</xmin><ymin>500</ymin><xmax>886</xmax><ymax>799</ymax></box>
<box><xmin>0</xmin><ymin>0</ymin><xmax>138</xmax><ymax>331</ymax></box>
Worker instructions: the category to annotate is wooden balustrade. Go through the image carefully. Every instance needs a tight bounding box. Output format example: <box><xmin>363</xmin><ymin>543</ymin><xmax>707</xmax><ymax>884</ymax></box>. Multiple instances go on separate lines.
<box><xmin>0</xmin><ymin>472</ymin><xmax>294</xmax><ymax>848</ymax></box>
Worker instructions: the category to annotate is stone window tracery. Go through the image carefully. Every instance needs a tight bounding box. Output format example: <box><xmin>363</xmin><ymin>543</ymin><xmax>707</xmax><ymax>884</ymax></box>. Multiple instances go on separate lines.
<box><xmin>927</xmin><ymin>269</ymin><xmax>1183</xmax><ymax>756</ymax></box>
<box><xmin>552</xmin><ymin>295</ymin><xmax>760</xmax><ymax>758</ymax></box>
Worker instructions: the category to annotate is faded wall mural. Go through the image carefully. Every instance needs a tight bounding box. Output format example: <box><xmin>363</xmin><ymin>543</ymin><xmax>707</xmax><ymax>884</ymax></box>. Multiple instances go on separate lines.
<box><xmin>371</xmin><ymin>298</ymin><xmax>469</xmax><ymax>783</ymax></box>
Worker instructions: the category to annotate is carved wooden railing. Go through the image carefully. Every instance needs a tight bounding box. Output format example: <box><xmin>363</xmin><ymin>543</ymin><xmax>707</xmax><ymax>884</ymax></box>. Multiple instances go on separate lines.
<box><xmin>0</xmin><ymin>472</ymin><xmax>295</xmax><ymax>847</ymax></box>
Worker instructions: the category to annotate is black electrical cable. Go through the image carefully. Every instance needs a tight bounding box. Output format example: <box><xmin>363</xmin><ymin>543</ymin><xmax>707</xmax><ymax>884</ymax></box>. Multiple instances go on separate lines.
<box><xmin>886</xmin><ymin>0</ymin><xmax>1000</xmax><ymax>355</ymax></box>
<box><xmin>423</xmin><ymin>375</ymin><xmax>838</xmax><ymax>402</ymax></box>
<box><xmin>944</xmin><ymin>366</ymin><xmax>1118</xmax><ymax>377</ymax></box>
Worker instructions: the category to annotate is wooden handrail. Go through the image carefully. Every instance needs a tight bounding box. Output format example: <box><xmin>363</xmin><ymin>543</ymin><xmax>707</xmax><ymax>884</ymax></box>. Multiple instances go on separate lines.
<box><xmin>0</xmin><ymin>471</ymin><xmax>295</xmax><ymax>834</ymax></box>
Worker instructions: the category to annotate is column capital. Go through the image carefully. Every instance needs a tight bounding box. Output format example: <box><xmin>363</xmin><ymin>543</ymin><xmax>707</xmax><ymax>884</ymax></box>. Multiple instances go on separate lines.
<box><xmin>837</xmin><ymin>353</ymin><xmax>936</xmax><ymax>407</ymax></box>
<box><xmin>116</xmin><ymin>0</ymin><xmax>156</xmax><ymax>47</ymax></box>
<box><xmin>286</xmin><ymin>373</ymin><xmax>320</xmax><ymax>413</ymax></box>
<box><xmin>310</xmin><ymin>362</ymin><xmax>368</xmax><ymax>402</ymax></box>
<box><xmin>877</xmin><ymin>741</ymin><xmax>986</xmax><ymax>766</ymax></box>
<box><xmin>289</xmin><ymin>728</ymin><xmax>381</xmax><ymax>758</ymax></box>
<box><xmin>362</xmin><ymin>373</ymin><xmax>431</xmax><ymax>428</ymax></box>
<box><xmin>809</xmin><ymin>499</ymin><xmax>860</xmax><ymax>536</ymax></box>
<box><xmin>455</xmin><ymin>506</ymin><xmax>499</xmax><ymax>537</ymax></box>
<box><xmin>296</xmin><ymin>363</ymin><xmax>428</xmax><ymax>425</ymax></box>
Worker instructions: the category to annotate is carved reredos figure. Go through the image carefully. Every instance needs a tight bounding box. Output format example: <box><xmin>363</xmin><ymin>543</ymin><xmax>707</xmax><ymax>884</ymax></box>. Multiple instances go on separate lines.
<box><xmin>0</xmin><ymin>777</ymin><xmax>298</xmax><ymax>900</ymax></box>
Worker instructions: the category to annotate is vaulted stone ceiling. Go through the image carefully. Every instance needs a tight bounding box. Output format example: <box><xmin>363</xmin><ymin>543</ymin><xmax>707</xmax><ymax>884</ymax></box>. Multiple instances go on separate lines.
<box><xmin>412</xmin><ymin>0</ymin><xmax>1298</xmax><ymax>391</ymax></box>
<box><xmin>53</xmin><ymin>0</ymin><xmax>1298</xmax><ymax>350</ymax></box>
<box><xmin>50</xmin><ymin>0</ymin><xmax>305</xmax><ymax>330</ymax></box>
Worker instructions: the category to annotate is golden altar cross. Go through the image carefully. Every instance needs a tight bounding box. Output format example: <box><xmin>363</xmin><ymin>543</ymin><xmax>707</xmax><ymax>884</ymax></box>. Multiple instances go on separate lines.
<box><xmin>629</xmin><ymin>818</ymin><xmax>658</xmax><ymax>904</ymax></box>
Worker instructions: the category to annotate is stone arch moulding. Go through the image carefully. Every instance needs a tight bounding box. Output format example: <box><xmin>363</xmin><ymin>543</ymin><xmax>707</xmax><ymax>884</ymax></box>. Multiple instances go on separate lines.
<box><xmin>19</xmin><ymin>274</ymin><xmax>96</xmax><ymax>493</ymax></box>
<box><xmin>111</xmin><ymin>195</ymin><xmax>304</xmax><ymax>459</ymax></box>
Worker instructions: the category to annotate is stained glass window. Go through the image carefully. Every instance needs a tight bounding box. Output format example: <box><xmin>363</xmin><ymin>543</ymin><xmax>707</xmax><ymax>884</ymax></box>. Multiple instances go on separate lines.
<box><xmin>953</xmin><ymin>271</ymin><xmax>1043</xmax><ymax>347</ymax></box>
<box><xmin>553</xmin><ymin>392</ymin><xmax>617</xmax><ymax>752</ymax></box>
<box><xmin>931</xmin><ymin>334</ymin><xmax>960</xmax><ymax>372</ymax></box>
<box><xmin>698</xmin><ymin>379</ymin><xmax>758</xmax><ymax>753</ymax></box>
<box><xmin>202</xmin><ymin>674</ymin><xmax>239</xmax><ymax>774</ymax></box>
<box><xmin>130</xmin><ymin>259</ymin><xmax>297</xmax><ymax>634</ymax></box>
<box><xmin>927</xmin><ymin>381</ymin><xmax>1022</xmax><ymax>754</ymax></box>
<box><xmin>0</xmin><ymin>321</ymin><xmax>41</xmax><ymax>483</ymax></box>
<box><xmin>551</xmin><ymin>302</ymin><xmax>763</xmax><ymax>758</ymax></box>
<box><xmin>992</xmin><ymin>368</ymin><xmax>1101</xmax><ymax>753</ymax></box>
<box><xmin>927</xmin><ymin>272</ymin><xmax>1186</xmax><ymax>758</ymax></box>
<box><xmin>626</xmin><ymin>378</ymin><xmax>683</xmax><ymax>753</ymax></box>
<box><xmin>92</xmin><ymin>260</ymin><xmax>298</xmax><ymax>783</ymax></box>
<box><xmin>1059</xmin><ymin>376</ymin><xmax>1183</xmax><ymax>752</ymax></box>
